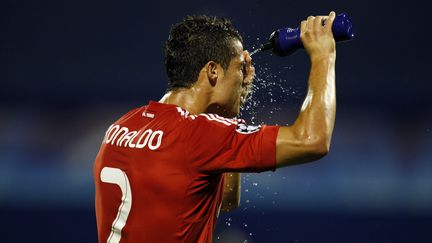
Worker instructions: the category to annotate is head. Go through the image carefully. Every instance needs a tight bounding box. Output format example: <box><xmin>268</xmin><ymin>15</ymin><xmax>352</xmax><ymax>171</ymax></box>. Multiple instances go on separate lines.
<box><xmin>164</xmin><ymin>15</ymin><xmax>248</xmax><ymax>117</ymax></box>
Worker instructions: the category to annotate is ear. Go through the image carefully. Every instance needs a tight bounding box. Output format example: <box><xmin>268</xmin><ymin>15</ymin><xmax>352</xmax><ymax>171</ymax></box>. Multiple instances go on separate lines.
<box><xmin>206</xmin><ymin>61</ymin><xmax>219</xmax><ymax>87</ymax></box>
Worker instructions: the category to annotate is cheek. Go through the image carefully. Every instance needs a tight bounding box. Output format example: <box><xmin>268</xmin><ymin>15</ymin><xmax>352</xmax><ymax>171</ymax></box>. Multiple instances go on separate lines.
<box><xmin>232</xmin><ymin>72</ymin><xmax>243</xmax><ymax>89</ymax></box>
<box><xmin>221</xmin><ymin>74</ymin><xmax>243</xmax><ymax>104</ymax></box>
<box><xmin>229</xmin><ymin>79</ymin><xmax>242</xmax><ymax>98</ymax></box>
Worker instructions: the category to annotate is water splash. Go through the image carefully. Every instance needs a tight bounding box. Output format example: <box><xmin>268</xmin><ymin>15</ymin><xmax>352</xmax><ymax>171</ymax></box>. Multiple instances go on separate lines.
<box><xmin>217</xmin><ymin>36</ymin><xmax>304</xmax><ymax>242</ymax></box>
<box><xmin>249</xmin><ymin>47</ymin><xmax>262</xmax><ymax>56</ymax></box>
<box><xmin>239</xmin><ymin>61</ymin><xmax>302</xmax><ymax>125</ymax></box>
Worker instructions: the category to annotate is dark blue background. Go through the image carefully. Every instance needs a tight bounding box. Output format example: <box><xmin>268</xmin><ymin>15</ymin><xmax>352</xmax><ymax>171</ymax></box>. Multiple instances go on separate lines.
<box><xmin>1</xmin><ymin>0</ymin><xmax>431</xmax><ymax>242</ymax></box>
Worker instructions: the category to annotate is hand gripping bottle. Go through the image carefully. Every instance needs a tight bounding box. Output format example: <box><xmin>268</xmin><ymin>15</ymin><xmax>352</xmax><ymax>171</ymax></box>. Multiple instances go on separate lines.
<box><xmin>260</xmin><ymin>12</ymin><xmax>354</xmax><ymax>56</ymax></box>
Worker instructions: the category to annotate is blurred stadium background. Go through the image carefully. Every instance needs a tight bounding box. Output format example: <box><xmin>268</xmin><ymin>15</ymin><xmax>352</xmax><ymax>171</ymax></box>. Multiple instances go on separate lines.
<box><xmin>1</xmin><ymin>0</ymin><xmax>431</xmax><ymax>242</ymax></box>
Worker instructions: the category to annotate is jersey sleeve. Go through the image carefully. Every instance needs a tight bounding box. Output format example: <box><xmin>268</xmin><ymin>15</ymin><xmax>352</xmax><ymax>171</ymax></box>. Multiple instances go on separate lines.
<box><xmin>182</xmin><ymin>114</ymin><xmax>280</xmax><ymax>173</ymax></box>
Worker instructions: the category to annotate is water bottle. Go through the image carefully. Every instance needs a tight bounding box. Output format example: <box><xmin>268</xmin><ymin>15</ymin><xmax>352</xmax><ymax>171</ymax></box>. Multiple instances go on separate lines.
<box><xmin>259</xmin><ymin>12</ymin><xmax>354</xmax><ymax>56</ymax></box>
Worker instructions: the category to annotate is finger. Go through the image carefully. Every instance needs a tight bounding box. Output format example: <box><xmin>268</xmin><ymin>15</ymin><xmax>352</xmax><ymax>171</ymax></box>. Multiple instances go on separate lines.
<box><xmin>325</xmin><ymin>11</ymin><xmax>336</xmax><ymax>30</ymax></box>
<box><xmin>306</xmin><ymin>16</ymin><xmax>315</xmax><ymax>31</ymax></box>
<box><xmin>300</xmin><ymin>20</ymin><xmax>307</xmax><ymax>35</ymax></box>
<box><xmin>314</xmin><ymin>16</ymin><xmax>324</xmax><ymax>30</ymax></box>
<box><xmin>307</xmin><ymin>15</ymin><xmax>315</xmax><ymax>21</ymax></box>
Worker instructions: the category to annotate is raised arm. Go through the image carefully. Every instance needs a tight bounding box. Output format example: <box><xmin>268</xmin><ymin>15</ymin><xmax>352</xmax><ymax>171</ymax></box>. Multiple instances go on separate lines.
<box><xmin>276</xmin><ymin>11</ymin><xmax>337</xmax><ymax>167</ymax></box>
<box><xmin>220</xmin><ymin>12</ymin><xmax>337</xmax><ymax>210</ymax></box>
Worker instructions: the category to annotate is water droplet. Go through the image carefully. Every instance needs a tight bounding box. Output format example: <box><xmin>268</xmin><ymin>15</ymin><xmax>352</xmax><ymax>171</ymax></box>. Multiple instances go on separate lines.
<box><xmin>249</xmin><ymin>48</ymin><xmax>262</xmax><ymax>56</ymax></box>
<box><xmin>252</xmin><ymin>182</ymin><xmax>258</xmax><ymax>186</ymax></box>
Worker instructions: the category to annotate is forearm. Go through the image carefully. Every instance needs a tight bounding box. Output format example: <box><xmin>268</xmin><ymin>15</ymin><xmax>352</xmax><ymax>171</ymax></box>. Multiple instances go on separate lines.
<box><xmin>295</xmin><ymin>55</ymin><xmax>336</xmax><ymax>151</ymax></box>
<box><xmin>275</xmin><ymin>12</ymin><xmax>337</xmax><ymax>167</ymax></box>
<box><xmin>276</xmin><ymin>55</ymin><xmax>336</xmax><ymax>166</ymax></box>
<box><xmin>220</xmin><ymin>173</ymin><xmax>241</xmax><ymax>212</ymax></box>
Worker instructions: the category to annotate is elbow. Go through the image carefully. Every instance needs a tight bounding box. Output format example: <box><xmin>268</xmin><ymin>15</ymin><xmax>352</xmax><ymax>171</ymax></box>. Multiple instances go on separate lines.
<box><xmin>294</xmin><ymin>122</ymin><xmax>333</xmax><ymax>159</ymax></box>
<box><xmin>314</xmin><ymin>145</ymin><xmax>329</xmax><ymax>160</ymax></box>
<box><xmin>308</xmin><ymin>137</ymin><xmax>331</xmax><ymax>159</ymax></box>
<box><xmin>276</xmin><ymin>126</ymin><xmax>333</xmax><ymax>167</ymax></box>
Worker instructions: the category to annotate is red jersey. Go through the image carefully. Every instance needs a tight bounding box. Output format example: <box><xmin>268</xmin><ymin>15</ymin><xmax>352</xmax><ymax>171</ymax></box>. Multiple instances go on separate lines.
<box><xmin>94</xmin><ymin>101</ymin><xmax>279</xmax><ymax>243</ymax></box>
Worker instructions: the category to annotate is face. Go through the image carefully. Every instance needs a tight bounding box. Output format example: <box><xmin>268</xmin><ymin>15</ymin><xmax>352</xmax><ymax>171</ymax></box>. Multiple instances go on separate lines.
<box><xmin>213</xmin><ymin>39</ymin><xmax>249</xmax><ymax>117</ymax></box>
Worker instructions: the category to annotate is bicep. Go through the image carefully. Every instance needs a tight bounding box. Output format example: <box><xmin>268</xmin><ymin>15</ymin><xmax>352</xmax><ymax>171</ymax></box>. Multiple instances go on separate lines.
<box><xmin>276</xmin><ymin>126</ymin><xmax>328</xmax><ymax>168</ymax></box>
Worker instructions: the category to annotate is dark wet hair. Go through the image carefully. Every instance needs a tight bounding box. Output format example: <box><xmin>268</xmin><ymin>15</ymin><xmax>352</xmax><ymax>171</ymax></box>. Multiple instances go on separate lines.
<box><xmin>164</xmin><ymin>15</ymin><xmax>243</xmax><ymax>91</ymax></box>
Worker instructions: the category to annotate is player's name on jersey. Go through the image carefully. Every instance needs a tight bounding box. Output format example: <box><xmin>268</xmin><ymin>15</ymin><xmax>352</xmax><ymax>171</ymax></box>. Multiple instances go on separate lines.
<box><xmin>102</xmin><ymin>124</ymin><xmax>163</xmax><ymax>150</ymax></box>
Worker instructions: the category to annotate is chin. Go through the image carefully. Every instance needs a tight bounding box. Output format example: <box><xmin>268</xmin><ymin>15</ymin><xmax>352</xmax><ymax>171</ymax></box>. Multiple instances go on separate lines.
<box><xmin>229</xmin><ymin>106</ymin><xmax>241</xmax><ymax>118</ymax></box>
<box><xmin>220</xmin><ymin>108</ymin><xmax>238</xmax><ymax>118</ymax></box>
<box><xmin>207</xmin><ymin>103</ymin><xmax>237</xmax><ymax>118</ymax></box>
<box><xmin>229</xmin><ymin>112</ymin><xmax>239</xmax><ymax>118</ymax></box>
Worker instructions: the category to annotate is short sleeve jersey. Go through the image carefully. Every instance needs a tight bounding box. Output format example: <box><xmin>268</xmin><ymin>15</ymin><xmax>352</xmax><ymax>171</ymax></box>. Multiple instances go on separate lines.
<box><xmin>94</xmin><ymin>101</ymin><xmax>279</xmax><ymax>243</ymax></box>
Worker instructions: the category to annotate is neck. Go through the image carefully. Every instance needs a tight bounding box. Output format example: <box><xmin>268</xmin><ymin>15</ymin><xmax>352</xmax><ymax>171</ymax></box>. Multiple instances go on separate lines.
<box><xmin>159</xmin><ymin>86</ymin><xmax>211</xmax><ymax>115</ymax></box>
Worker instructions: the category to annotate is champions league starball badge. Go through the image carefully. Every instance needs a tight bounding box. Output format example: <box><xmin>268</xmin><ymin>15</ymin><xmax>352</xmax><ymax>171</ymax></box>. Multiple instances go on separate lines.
<box><xmin>236</xmin><ymin>123</ymin><xmax>261</xmax><ymax>134</ymax></box>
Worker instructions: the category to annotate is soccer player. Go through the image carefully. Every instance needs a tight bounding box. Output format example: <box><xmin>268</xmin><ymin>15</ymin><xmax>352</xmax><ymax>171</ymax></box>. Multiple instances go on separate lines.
<box><xmin>94</xmin><ymin>11</ymin><xmax>337</xmax><ymax>243</ymax></box>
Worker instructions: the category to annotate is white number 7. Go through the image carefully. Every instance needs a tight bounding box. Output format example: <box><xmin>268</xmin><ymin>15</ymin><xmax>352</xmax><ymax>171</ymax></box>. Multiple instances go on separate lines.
<box><xmin>101</xmin><ymin>167</ymin><xmax>133</xmax><ymax>243</ymax></box>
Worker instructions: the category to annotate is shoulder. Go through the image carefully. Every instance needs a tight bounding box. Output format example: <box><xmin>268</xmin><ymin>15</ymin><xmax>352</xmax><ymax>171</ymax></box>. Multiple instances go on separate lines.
<box><xmin>114</xmin><ymin>106</ymin><xmax>144</xmax><ymax>124</ymax></box>
<box><xmin>186</xmin><ymin>113</ymin><xmax>241</xmax><ymax>126</ymax></box>
<box><xmin>183</xmin><ymin>113</ymin><xmax>262</xmax><ymax>135</ymax></box>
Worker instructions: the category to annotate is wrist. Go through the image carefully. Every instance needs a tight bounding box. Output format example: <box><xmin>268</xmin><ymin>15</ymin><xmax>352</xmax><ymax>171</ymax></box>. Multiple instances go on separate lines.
<box><xmin>310</xmin><ymin>52</ymin><xmax>336</xmax><ymax>63</ymax></box>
